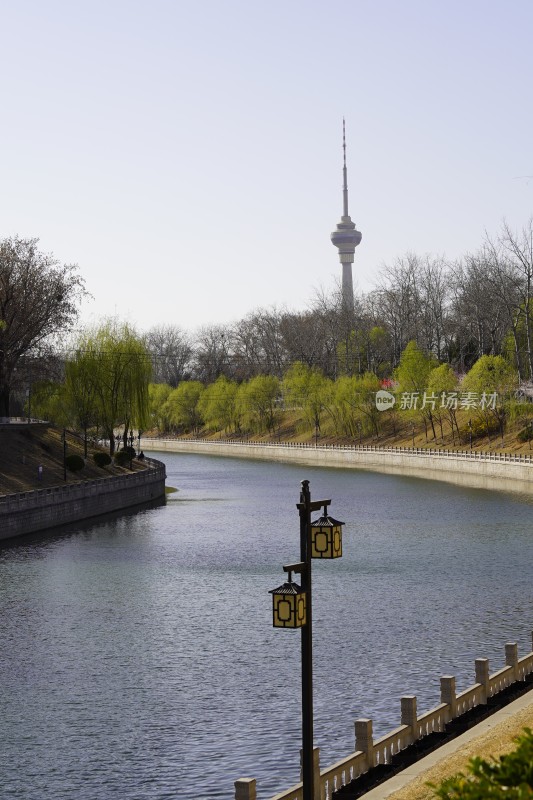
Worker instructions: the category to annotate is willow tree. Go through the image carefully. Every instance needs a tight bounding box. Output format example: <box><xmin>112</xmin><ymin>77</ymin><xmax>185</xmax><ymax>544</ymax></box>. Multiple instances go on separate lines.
<box><xmin>68</xmin><ymin>321</ymin><xmax>151</xmax><ymax>454</ymax></box>
<box><xmin>282</xmin><ymin>362</ymin><xmax>329</xmax><ymax>440</ymax></box>
<box><xmin>163</xmin><ymin>381</ymin><xmax>204</xmax><ymax>433</ymax></box>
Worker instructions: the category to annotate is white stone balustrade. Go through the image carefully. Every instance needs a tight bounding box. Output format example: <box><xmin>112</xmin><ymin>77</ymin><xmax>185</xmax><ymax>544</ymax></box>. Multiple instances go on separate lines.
<box><xmin>235</xmin><ymin>635</ymin><xmax>533</xmax><ymax>800</ymax></box>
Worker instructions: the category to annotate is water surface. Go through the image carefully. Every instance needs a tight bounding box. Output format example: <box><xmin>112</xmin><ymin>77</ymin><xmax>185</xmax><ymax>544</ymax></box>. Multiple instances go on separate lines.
<box><xmin>1</xmin><ymin>452</ymin><xmax>533</xmax><ymax>799</ymax></box>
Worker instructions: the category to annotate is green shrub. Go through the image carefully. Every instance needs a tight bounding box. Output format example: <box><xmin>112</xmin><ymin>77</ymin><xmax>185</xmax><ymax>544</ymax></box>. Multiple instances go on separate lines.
<box><xmin>65</xmin><ymin>454</ymin><xmax>85</xmax><ymax>472</ymax></box>
<box><xmin>431</xmin><ymin>728</ymin><xmax>533</xmax><ymax>798</ymax></box>
<box><xmin>517</xmin><ymin>425</ymin><xmax>533</xmax><ymax>442</ymax></box>
<box><xmin>115</xmin><ymin>449</ymin><xmax>135</xmax><ymax>467</ymax></box>
<box><xmin>93</xmin><ymin>451</ymin><xmax>112</xmax><ymax>467</ymax></box>
<box><xmin>459</xmin><ymin>416</ymin><xmax>500</xmax><ymax>443</ymax></box>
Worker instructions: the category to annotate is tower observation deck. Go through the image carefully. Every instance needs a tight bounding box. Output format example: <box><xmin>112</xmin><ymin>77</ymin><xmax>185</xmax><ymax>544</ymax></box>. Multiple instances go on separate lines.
<box><xmin>330</xmin><ymin>120</ymin><xmax>361</xmax><ymax>313</ymax></box>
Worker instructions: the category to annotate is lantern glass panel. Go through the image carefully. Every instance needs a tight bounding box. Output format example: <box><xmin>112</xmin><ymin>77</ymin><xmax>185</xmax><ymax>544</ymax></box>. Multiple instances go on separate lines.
<box><xmin>270</xmin><ymin>583</ymin><xmax>306</xmax><ymax>628</ymax></box>
<box><xmin>311</xmin><ymin>516</ymin><xmax>344</xmax><ymax>559</ymax></box>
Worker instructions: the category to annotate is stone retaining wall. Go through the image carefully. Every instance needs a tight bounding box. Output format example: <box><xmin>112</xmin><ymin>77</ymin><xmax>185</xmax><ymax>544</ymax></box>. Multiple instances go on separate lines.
<box><xmin>0</xmin><ymin>458</ymin><xmax>166</xmax><ymax>541</ymax></box>
<box><xmin>143</xmin><ymin>439</ymin><xmax>533</xmax><ymax>493</ymax></box>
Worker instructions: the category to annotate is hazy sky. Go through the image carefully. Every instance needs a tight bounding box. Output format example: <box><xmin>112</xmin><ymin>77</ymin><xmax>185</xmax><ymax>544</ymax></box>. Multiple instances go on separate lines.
<box><xmin>2</xmin><ymin>0</ymin><xmax>532</xmax><ymax>335</ymax></box>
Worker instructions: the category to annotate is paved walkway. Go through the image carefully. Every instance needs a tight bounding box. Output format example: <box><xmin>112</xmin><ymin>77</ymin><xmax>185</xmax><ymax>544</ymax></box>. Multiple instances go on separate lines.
<box><xmin>361</xmin><ymin>688</ymin><xmax>533</xmax><ymax>799</ymax></box>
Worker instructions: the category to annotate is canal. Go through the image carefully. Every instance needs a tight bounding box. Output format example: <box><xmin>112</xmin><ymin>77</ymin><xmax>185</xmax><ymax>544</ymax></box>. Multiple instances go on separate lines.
<box><xmin>1</xmin><ymin>452</ymin><xmax>533</xmax><ymax>799</ymax></box>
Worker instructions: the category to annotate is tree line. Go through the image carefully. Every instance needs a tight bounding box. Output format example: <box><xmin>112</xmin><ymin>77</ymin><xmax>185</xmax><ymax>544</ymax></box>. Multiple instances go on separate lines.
<box><xmin>2</xmin><ymin>220</ymin><xmax>533</xmax><ymax>440</ymax></box>
<box><xmin>146</xmin><ymin>344</ymin><xmax>522</xmax><ymax>445</ymax></box>
<box><xmin>144</xmin><ymin>218</ymin><xmax>533</xmax><ymax>385</ymax></box>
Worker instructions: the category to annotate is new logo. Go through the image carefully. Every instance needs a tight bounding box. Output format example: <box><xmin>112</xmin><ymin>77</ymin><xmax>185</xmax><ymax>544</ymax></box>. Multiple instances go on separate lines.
<box><xmin>375</xmin><ymin>390</ymin><xmax>396</xmax><ymax>411</ymax></box>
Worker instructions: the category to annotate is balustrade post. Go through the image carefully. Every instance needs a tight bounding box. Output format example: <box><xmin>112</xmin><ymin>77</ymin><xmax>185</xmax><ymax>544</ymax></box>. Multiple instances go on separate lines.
<box><xmin>355</xmin><ymin>719</ymin><xmax>374</xmax><ymax>769</ymax></box>
<box><xmin>235</xmin><ymin>778</ymin><xmax>256</xmax><ymax>800</ymax></box>
<box><xmin>505</xmin><ymin>642</ymin><xmax>519</xmax><ymax>680</ymax></box>
<box><xmin>475</xmin><ymin>657</ymin><xmax>490</xmax><ymax>703</ymax></box>
<box><xmin>400</xmin><ymin>696</ymin><xmax>418</xmax><ymax>744</ymax></box>
<box><xmin>300</xmin><ymin>747</ymin><xmax>320</xmax><ymax>800</ymax></box>
<box><xmin>440</xmin><ymin>676</ymin><xmax>457</xmax><ymax>721</ymax></box>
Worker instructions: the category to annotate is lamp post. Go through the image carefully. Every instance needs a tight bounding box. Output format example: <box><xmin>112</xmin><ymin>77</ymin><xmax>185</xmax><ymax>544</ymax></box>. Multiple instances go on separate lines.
<box><xmin>62</xmin><ymin>428</ymin><xmax>67</xmax><ymax>482</ymax></box>
<box><xmin>468</xmin><ymin>419</ymin><xmax>472</xmax><ymax>450</ymax></box>
<box><xmin>270</xmin><ymin>481</ymin><xmax>344</xmax><ymax>800</ymax></box>
<box><xmin>411</xmin><ymin>422</ymin><xmax>415</xmax><ymax>448</ymax></box>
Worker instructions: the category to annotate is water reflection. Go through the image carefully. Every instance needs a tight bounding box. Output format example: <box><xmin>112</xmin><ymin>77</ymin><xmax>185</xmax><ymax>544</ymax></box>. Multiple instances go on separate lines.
<box><xmin>1</xmin><ymin>453</ymin><xmax>533</xmax><ymax>799</ymax></box>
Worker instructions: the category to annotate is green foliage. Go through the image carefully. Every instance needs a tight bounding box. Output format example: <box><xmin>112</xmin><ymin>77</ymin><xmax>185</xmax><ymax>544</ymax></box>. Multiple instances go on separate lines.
<box><xmin>459</xmin><ymin>416</ymin><xmax>500</xmax><ymax>443</ymax></box>
<box><xmin>164</xmin><ymin>381</ymin><xmax>204</xmax><ymax>432</ymax></box>
<box><xmin>332</xmin><ymin>373</ymin><xmax>381</xmax><ymax>437</ymax></box>
<box><xmin>238</xmin><ymin>375</ymin><xmax>280</xmax><ymax>433</ymax></box>
<box><xmin>283</xmin><ymin>363</ymin><xmax>329</xmax><ymax>434</ymax></box>
<box><xmin>115</xmin><ymin>449</ymin><xmax>134</xmax><ymax>466</ymax></box>
<box><xmin>148</xmin><ymin>382</ymin><xmax>172</xmax><ymax>432</ymax></box>
<box><xmin>69</xmin><ymin>320</ymin><xmax>152</xmax><ymax>453</ymax></box>
<box><xmin>396</xmin><ymin>340</ymin><xmax>437</xmax><ymax>394</ymax></box>
<box><xmin>29</xmin><ymin>381</ymin><xmax>71</xmax><ymax>426</ymax></box>
<box><xmin>428</xmin><ymin>364</ymin><xmax>459</xmax><ymax>440</ymax></box>
<box><xmin>517</xmin><ymin>425</ymin><xmax>533</xmax><ymax>442</ymax></box>
<box><xmin>65</xmin><ymin>454</ymin><xmax>85</xmax><ymax>472</ymax></box>
<box><xmin>93</xmin><ymin>451</ymin><xmax>112</xmax><ymax>467</ymax></box>
<box><xmin>428</xmin><ymin>363</ymin><xmax>458</xmax><ymax>394</ymax></box>
<box><xmin>462</xmin><ymin>355</ymin><xmax>516</xmax><ymax>395</ymax></box>
<box><xmin>462</xmin><ymin>355</ymin><xmax>518</xmax><ymax>439</ymax></box>
<box><xmin>336</xmin><ymin>326</ymin><xmax>391</xmax><ymax>376</ymax></box>
<box><xmin>197</xmin><ymin>376</ymin><xmax>239</xmax><ymax>433</ymax></box>
<box><xmin>431</xmin><ymin>728</ymin><xmax>533</xmax><ymax>799</ymax></box>
<box><xmin>64</xmin><ymin>349</ymin><xmax>99</xmax><ymax>433</ymax></box>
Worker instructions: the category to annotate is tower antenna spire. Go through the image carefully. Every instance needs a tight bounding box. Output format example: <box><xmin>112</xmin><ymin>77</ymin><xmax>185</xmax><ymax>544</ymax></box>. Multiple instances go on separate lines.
<box><xmin>343</xmin><ymin>117</ymin><xmax>349</xmax><ymax>217</ymax></box>
<box><xmin>330</xmin><ymin>119</ymin><xmax>362</xmax><ymax>314</ymax></box>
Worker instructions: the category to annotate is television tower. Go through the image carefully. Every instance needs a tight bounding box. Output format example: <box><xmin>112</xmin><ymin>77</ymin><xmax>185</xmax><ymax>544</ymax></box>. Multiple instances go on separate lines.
<box><xmin>330</xmin><ymin>119</ymin><xmax>361</xmax><ymax>313</ymax></box>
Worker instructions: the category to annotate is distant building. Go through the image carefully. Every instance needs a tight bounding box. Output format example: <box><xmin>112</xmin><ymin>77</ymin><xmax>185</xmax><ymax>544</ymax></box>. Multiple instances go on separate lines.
<box><xmin>330</xmin><ymin>120</ymin><xmax>362</xmax><ymax>314</ymax></box>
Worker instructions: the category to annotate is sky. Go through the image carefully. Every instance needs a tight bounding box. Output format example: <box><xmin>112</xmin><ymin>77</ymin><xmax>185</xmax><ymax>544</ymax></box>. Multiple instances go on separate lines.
<box><xmin>1</xmin><ymin>0</ymin><xmax>533</xmax><ymax>336</ymax></box>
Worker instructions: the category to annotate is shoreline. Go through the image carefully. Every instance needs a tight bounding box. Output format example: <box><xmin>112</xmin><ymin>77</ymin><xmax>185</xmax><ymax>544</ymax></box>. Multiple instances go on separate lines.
<box><xmin>0</xmin><ymin>456</ymin><xmax>167</xmax><ymax>541</ymax></box>
<box><xmin>142</xmin><ymin>439</ymin><xmax>533</xmax><ymax>496</ymax></box>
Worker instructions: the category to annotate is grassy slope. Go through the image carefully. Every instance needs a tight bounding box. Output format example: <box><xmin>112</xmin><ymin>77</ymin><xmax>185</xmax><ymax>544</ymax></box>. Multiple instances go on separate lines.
<box><xmin>0</xmin><ymin>425</ymin><xmax>143</xmax><ymax>495</ymax></box>
<box><xmin>159</xmin><ymin>408</ymin><xmax>533</xmax><ymax>454</ymax></box>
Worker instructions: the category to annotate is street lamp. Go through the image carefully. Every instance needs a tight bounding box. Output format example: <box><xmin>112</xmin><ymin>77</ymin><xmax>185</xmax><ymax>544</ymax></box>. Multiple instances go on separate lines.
<box><xmin>62</xmin><ymin>428</ymin><xmax>67</xmax><ymax>482</ymax></box>
<box><xmin>269</xmin><ymin>480</ymin><xmax>344</xmax><ymax>800</ymax></box>
<box><xmin>468</xmin><ymin>419</ymin><xmax>472</xmax><ymax>450</ymax></box>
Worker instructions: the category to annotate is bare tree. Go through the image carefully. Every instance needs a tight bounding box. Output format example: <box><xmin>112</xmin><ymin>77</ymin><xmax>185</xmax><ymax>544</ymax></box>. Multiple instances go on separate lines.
<box><xmin>0</xmin><ymin>237</ymin><xmax>86</xmax><ymax>415</ymax></box>
<box><xmin>231</xmin><ymin>308</ymin><xmax>286</xmax><ymax>379</ymax></box>
<box><xmin>499</xmin><ymin>218</ymin><xmax>533</xmax><ymax>379</ymax></box>
<box><xmin>450</xmin><ymin>252</ymin><xmax>509</xmax><ymax>370</ymax></box>
<box><xmin>145</xmin><ymin>324</ymin><xmax>192</xmax><ymax>386</ymax></box>
<box><xmin>371</xmin><ymin>254</ymin><xmax>422</xmax><ymax>366</ymax></box>
<box><xmin>193</xmin><ymin>324</ymin><xmax>232</xmax><ymax>383</ymax></box>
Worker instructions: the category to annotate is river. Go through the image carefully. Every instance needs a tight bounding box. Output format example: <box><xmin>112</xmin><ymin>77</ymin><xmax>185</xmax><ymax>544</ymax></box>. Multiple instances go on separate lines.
<box><xmin>1</xmin><ymin>452</ymin><xmax>533</xmax><ymax>799</ymax></box>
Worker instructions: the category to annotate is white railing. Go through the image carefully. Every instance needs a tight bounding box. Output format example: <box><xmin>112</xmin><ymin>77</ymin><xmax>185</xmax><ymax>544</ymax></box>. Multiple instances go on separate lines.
<box><xmin>235</xmin><ymin>633</ymin><xmax>533</xmax><ymax>800</ymax></box>
<box><xmin>143</xmin><ymin>437</ymin><xmax>533</xmax><ymax>465</ymax></box>
<box><xmin>0</xmin><ymin>416</ymin><xmax>47</xmax><ymax>425</ymax></box>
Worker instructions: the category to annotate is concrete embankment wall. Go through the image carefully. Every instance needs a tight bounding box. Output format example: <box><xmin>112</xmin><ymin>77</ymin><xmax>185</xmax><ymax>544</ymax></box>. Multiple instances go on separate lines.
<box><xmin>144</xmin><ymin>439</ymin><xmax>533</xmax><ymax>494</ymax></box>
<box><xmin>0</xmin><ymin>459</ymin><xmax>166</xmax><ymax>541</ymax></box>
